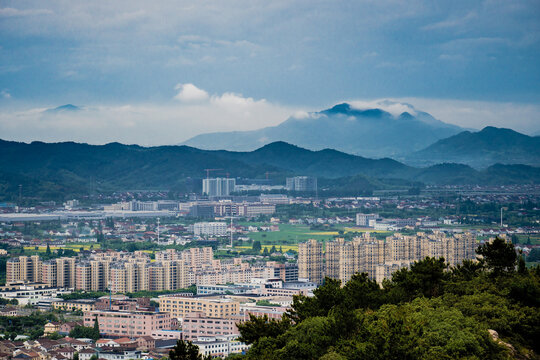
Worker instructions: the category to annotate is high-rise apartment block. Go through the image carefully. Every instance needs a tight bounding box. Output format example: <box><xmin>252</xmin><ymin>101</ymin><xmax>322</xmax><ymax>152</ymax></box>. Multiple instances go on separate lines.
<box><xmin>203</xmin><ymin>178</ymin><xmax>236</xmax><ymax>197</ymax></box>
<box><xmin>286</xmin><ymin>176</ymin><xmax>317</xmax><ymax>192</ymax></box>
<box><xmin>300</xmin><ymin>231</ymin><xmax>477</xmax><ymax>284</ymax></box>
<box><xmin>298</xmin><ymin>239</ymin><xmax>324</xmax><ymax>284</ymax></box>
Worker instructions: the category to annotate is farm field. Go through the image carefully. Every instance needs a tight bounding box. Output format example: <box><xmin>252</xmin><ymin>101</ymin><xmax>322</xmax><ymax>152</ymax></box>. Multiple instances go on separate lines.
<box><xmin>235</xmin><ymin>244</ymin><xmax>299</xmax><ymax>252</ymax></box>
<box><xmin>245</xmin><ymin>224</ymin><xmax>338</xmax><ymax>245</ymax></box>
<box><xmin>24</xmin><ymin>243</ymin><xmax>101</xmax><ymax>252</ymax></box>
<box><xmin>242</xmin><ymin>223</ymin><xmax>391</xmax><ymax>247</ymax></box>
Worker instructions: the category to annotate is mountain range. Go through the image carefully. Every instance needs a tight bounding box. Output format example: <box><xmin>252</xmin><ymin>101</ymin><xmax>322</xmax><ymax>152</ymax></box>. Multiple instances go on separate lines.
<box><xmin>182</xmin><ymin>102</ymin><xmax>464</xmax><ymax>158</ymax></box>
<box><xmin>183</xmin><ymin>102</ymin><xmax>539</xmax><ymax>168</ymax></box>
<box><xmin>404</xmin><ymin>126</ymin><xmax>540</xmax><ymax>168</ymax></box>
<box><xmin>0</xmin><ymin>139</ymin><xmax>538</xmax><ymax>201</ymax></box>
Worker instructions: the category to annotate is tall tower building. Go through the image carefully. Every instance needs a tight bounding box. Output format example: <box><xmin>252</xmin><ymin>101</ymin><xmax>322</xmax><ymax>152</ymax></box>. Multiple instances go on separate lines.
<box><xmin>42</xmin><ymin>260</ymin><xmax>58</xmax><ymax>287</ymax></box>
<box><xmin>298</xmin><ymin>239</ymin><xmax>324</xmax><ymax>284</ymax></box>
<box><xmin>202</xmin><ymin>178</ymin><xmax>236</xmax><ymax>197</ymax></box>
<box><xmin>75</xmin><ymin>262</ymin><xmax>92</xmax><ymax>291</ymax></box>
<box><xmin>286</xmin><ymin>176</ymin><xmax>317</xmax><ymax>192</ymax></box>
<box><xmin>56</xmin><ymin>257</ymin><xmax>76</xmax><ymax>288</ymax></box>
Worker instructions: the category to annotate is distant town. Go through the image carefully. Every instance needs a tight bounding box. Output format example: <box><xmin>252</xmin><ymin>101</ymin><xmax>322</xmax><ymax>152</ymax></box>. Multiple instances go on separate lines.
<box><xmin>0</xmin><ymin>176</ymin><xmax>538</xmax><ymax>358</ymax></box>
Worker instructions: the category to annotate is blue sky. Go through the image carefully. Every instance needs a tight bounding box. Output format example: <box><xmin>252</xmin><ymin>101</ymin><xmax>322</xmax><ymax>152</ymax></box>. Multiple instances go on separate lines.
<box><xmin>0</xmin><ymin>0</ymin><xmax>539</xmax><ymax>144</ymax></box>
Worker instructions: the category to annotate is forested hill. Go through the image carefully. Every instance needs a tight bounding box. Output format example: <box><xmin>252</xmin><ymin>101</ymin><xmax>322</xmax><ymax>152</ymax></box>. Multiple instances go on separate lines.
<box><xmin>405</xmin><ymin>126</ymin><xmax>540</xmax><ymax>168</ymax></box>
<box><xmin>0</xmin><ymin>139</ymin><xmax>539</xmax><ymax>201</ymax></box>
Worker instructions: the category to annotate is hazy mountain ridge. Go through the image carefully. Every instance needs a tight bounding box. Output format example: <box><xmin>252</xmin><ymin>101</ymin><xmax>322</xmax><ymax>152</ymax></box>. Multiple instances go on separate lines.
<box><xmin>405</xmin><ymin>126</ymin><xmax>540</xmax><ymax>168</ymax></box>
<box><xmin>0</xmin><ymin>139</ymin><xmax>538</xmax><ymax>201</ymax></box>
<box><xmin>182</xmin><ymin>102</ymin><xmax>465</xmax><ymax>158</ymax></box>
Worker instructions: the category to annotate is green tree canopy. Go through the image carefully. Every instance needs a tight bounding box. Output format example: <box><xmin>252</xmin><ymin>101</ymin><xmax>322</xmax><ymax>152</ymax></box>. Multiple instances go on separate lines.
<box><xmin>169</xmin><ymin>340</ymin><xmax>212</xmax><ymax>360</ymax></box>
<box><xmin>476</xmin><ymin>237</ymin><xmax>517</xmax><ymax>276</ymax></box>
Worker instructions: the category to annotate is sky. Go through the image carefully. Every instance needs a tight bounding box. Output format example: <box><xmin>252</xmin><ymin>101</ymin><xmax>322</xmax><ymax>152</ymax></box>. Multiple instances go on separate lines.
<box><xmin>0</xmin><ymin>0</ymin><xmax>539</xmax><ymax>145</ymax></box>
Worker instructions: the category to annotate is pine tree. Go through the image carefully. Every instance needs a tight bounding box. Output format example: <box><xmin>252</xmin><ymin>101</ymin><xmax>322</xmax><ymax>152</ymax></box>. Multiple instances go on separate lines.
<box><xmin>92</xmin><ymin>317</ymin><xmax>100</xmax><ymax>340</ymax></box>
<box><xmin>46</xmin><ymin>243</ymin><xmax>51</xmax><ymax>256</ymax></box>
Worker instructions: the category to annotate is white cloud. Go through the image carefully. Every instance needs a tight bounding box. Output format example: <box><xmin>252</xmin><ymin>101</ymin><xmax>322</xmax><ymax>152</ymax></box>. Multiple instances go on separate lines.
<box><xmin>397</xmin><ymin>97</ymin><xmax>540</xmax><ymax>134</ymax></box>
<box><xmin>0</xmin><ymin>90</ymin><xmax>11</xmax><ymax>99</ymax></box>
<box><xmin>0</xmin><ymin>7</ymin><xmax>53</xmax><ymax>17</ymax></box>
<box><xmin>349</xmin><ymin>99</ymin><xmax>418</xmax><ymax>117</ymax></box>
<box><xmin>0</xmin><ymin>87</ymin><xmax>299</xmax><ymax>146</ymax></box>
<box><xmin>174</xmin><ymin>83</ymin><xmax>209</xmax><ymax>102</ymax></box>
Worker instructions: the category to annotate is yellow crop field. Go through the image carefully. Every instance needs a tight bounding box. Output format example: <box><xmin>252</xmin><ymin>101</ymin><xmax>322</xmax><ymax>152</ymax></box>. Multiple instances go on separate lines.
<box><xmin>24</xmin><ymin>243</ymin><xmax>101</xmax><ymax>252</ymax></box>
<box><xmin>235</xmin><ymin>245</ymin><xmax>298</xmax><ymax>252</ymax></box>
<box><xmin>308</xmin><ymin>231</ymin><xmax>339</xmax><ymax>235</ymax></box>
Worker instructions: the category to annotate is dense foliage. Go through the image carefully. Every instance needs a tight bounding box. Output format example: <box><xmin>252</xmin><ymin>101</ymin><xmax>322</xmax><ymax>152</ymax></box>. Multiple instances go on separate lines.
<box><xmin>69</xmin><ymin>325</ymin><xmax>100</xmax><ymax>341</ymax></box>
<box><xmin>169</xmin><ymin>339</ymin><xmax>212</xmax><ymax>360</ymax></box>
<box><xmin>0</xmin><ymin>312</ymin><xmax>58</xmax><ymax>340</ymax></box>
<box><xmin>236</xmin><ymin>238</ymin><xmax>539</xmax><ymax>359</ymax></box>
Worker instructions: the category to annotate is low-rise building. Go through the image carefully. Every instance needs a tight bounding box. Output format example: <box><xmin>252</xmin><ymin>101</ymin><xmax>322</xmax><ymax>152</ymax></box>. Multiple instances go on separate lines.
<box><xmin>84</xmin><ymin>310</ymin><xmax>173</xmax><ymax>338</ymax></box>
<box><xmin>52</xmin><ymin>299</ymin><xmax>96</xmax><ymax>312</ymax></box>
<box><xmin>158</xmin><ymin>295</ymin><xmax>239</xmax><ymax>320</ymax></box>
<box><xmin>182</xmin><ymin>312</ymin><xmax>241</xmax><ymax>340</ymax></box>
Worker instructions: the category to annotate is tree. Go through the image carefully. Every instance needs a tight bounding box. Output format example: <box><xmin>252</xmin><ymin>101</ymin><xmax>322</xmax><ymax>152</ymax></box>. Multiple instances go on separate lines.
<box><xmin>46</xmin><ymin>243</ymin><xmax>51</xmax><ymax>256</ymax></box>
<box><xmin>343</xmin><ymin>273</ymin><xmax>383</xmax><ymax>310</ymax></box>
<box><xmin>92</xmin><ymin>317</ymin><xmax>100</xmax><ymax>340</ymax></box>
<box><xmin>386</xmin><ymin>257</ymin><xmax>448</xmax><ymax>301</ymax></box>
<box><xmin>73</xmin><ymin>353</ymin><xmax>79</xmax><ymax>360</ymax></box>
<box><xmin>48</xmin><ymin>331</ymin><xmax>63</xmax><ymax>340</ymax></box>
<box><xmin>288</xmin><ymin>277</ymin><xmax>344</xmax><ymax>322</ymax></box>
<box><xmin>237</xmin><ymin>314</ymin><xmax>291</xmax><ymax>345</ymax></box>
<box><xmin>270</xmin><ymin>245</ymin><xmax>277</xmax><ymax>253</ymax></box>
<box><xmin>517</xmin><ymin>254</ymin><xmax>527</xmax><ymax>274</ymax></box>
<box><xmin>477</xmin><ymin>237</ymin><xmax>517</xmax><ymax>276</ymax></box>
<box><xmin>169</xmin><ymin>340</ymin><xmax>212</xmax><ymax>360</ymax></box>
<box><xmin>70</xmin><ymin>325</ymin><xmax>99</xmax><ymax>341</ymax></box>
<box><xmin>279</xmin><ymin>246</ymin><xmax>283</xmax><ymax>253</ymax></box>
<box><xmin>252</xmin><ymin>241</ymin><xmax>262</xmax><ymax>253</ymax></box>
<box><xmin>262</xmin><ymin>247</ymin><xmax>269</xmax><ymax>256</ymax></box>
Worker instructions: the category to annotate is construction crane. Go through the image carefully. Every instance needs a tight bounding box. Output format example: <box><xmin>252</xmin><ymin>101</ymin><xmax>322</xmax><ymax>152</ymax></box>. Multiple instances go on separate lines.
<box><xmin>204</xmin><ymin>169</ymin><xmax>223</xmax><ymax>179</ymax></box>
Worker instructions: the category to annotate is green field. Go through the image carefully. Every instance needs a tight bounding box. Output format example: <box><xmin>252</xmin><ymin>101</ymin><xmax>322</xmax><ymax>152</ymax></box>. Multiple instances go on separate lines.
<box><xmin>241</xmin><ymin>223</ymin><xmax>388</xmax><ymax>247</ymax></box>
<box><xmin>245</xmin><ymin>224</ymin><xmax>338</xmax><ymax>245</ymax></box>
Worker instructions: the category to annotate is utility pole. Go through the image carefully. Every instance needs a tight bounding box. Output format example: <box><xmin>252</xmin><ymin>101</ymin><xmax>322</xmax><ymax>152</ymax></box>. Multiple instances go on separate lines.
<box><xmin>18</xmin><ymin>184</ymin><xmax>22</xmax><ymax>210</ymax></box>
<box><xmin>157</xmin><ymin>217</ymin><xmax>160</xmax><ymax>243</ymax></box>
<box><xmin>230</xmin><ymin>216</ymin><xmax>233</xmax><ymax>248</ymax></box>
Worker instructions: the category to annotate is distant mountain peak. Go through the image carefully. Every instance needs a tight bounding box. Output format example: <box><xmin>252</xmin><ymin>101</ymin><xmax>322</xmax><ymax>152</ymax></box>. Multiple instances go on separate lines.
<box><xmin>181</xmin><ymin>101</ymin><xmax>465</xmax><ymax>157</ymax></box>
<box><xmin>321</xmin><ymin>103</ymin><xmax>388</xmax><ymax>118</ymax></box>
<box><xmin>44</xmin><ymin>104</ymin><xmax>82</xmax><ymax>113</ymax></box>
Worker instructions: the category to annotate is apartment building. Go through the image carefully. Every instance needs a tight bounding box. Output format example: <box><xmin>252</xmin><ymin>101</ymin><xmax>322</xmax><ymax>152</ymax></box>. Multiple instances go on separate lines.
<box><xmin>298</xmin><ymin>239</ymin><xmax>324</xmax><ymax>284</ymax></box>
<box><xmin>202</xmin><ymin>178</ymin><xmax>236</xmax><ymax>197</ymax></box>
<box><xmin>193</xmin><ymin>222</ymin><xmax>227</xmax><ymax>236</ymax></box>
<box><xmin>158</xmin><ymin>295</ymin><xmax>239</xmax><ymax>319</ymax></box>
<box><xmin>286</xmin><ymin>176</ymin><xmax>317</xmax><ymax>192</ymax></box>
<box><xmin>182</xmin><ymin>312</ymin><xmax>241</xmax><ymax>340</ymax></box>
<box><xmin>84</xmin><ymin>309</ymin><xmax>173</xmax><ymax>338</ymax></box>
<box><xmin>308</xmin><ymin>231</ymin><xmax>477</xmax><ymax>284</ymax></box>
<box><xmin>6</xmin><ymin>255</ymin><xmax>41</xmax><ymax>284</ymax></box>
